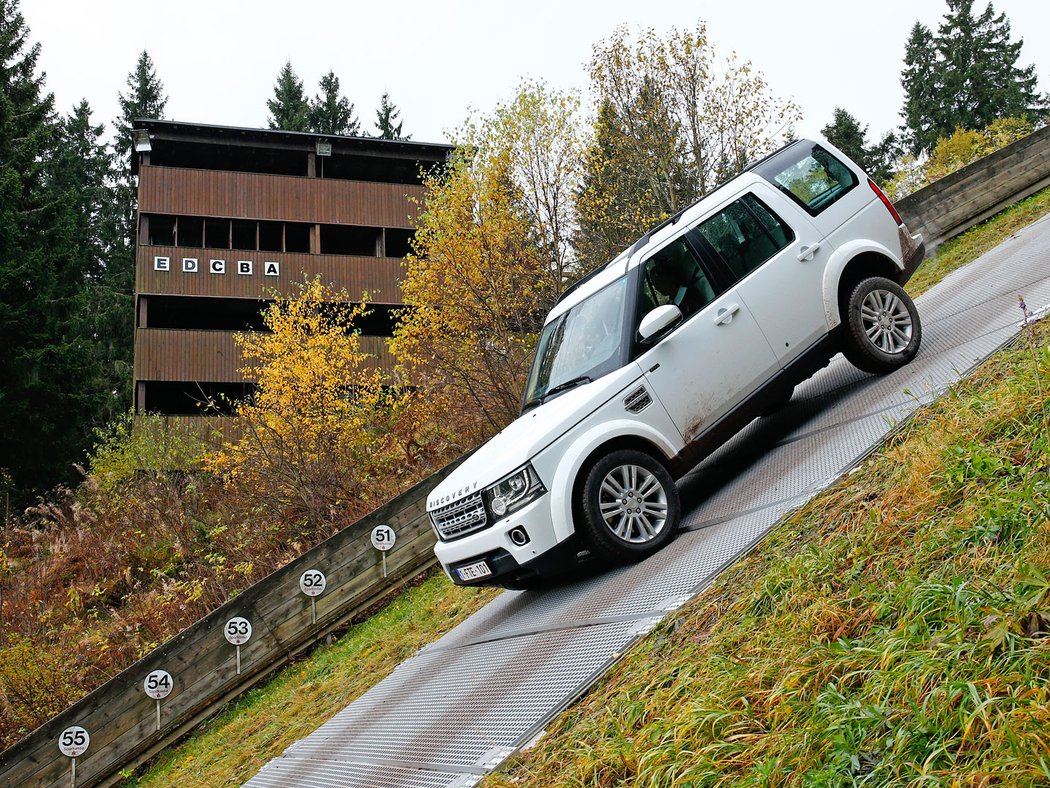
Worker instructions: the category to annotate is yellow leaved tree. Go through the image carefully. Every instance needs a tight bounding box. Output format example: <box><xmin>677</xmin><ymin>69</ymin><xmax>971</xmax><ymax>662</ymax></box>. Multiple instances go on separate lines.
<box><xmin>208</xmin><ymin>278</ymin><xmax>439</xmax><ymax>536</ymax></box>
<box><xmin>391</xmin><ymin>82</ymin><xmax>584</xmax><ymax>447</ymax></box>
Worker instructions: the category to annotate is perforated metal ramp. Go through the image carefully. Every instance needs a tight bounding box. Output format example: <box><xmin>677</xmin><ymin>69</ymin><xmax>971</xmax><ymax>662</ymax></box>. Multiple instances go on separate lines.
<box><xmin>247</xmin><ymin>217</ymin><xmax>1050</xmax><ymax>788</ymax></box>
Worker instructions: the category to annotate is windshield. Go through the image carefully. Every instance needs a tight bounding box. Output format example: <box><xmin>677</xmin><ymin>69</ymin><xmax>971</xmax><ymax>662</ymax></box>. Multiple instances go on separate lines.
<box><xmin>522</xmin><ymin>276</ymin><xmax>629</xmax><ymax>411</ymax></box>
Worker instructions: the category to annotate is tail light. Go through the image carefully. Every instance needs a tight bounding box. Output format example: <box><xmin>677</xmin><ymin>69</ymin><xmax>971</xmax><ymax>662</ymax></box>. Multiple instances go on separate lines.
<box><xmin>868</xmin><ymin>178</ymin><xmax>903</xmax><ymax>226</ymax></box>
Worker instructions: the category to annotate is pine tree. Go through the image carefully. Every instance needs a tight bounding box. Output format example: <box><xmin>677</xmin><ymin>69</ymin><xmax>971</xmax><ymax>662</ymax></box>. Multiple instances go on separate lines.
<box><xmin>309</xmin><ymin>70</ymin><xmax>359</xmax><ymax>136</ymax></box>
<box><xmin>901</xmin><ymin>22</ymin><xmax>940</xmax><ymax>155</ymax></box>
<box><xmin>901</xmin><ymin>1</ymin><xmax>1046</xmax><ymax>154</ymax></box>
<box><xmin>0</xmin><ymin>1</ymin><xmax>108</xmax><ymax>498</ymax></box>
<box><xmin>821</xmin><ymin>108</ymin><xmax>868</xmax><ymax>166</ymax></box>
<box><xmin>267</xmin><ymin>61</ymin><xmax>310</xmax><ymax>132</ymax></box>
<box><xmin>114</xmin><ymin>51</ymin><xmax>167</xmax><ymax>177</ymax></box>
<box><xmin>110</xmin><ymin>51</ymin><xmax>166</xmax><ymax>295</ymax></box>
<box><xmin>821</xmin><ymin>107</ymin><xmax>899</xmax><ymax>185</ymax></box>
<box><xmin>53</xmin><ymin>102</ymin><xmax>129</xmax><ymax>428</ymax></box>
<box><xmin>374</xmin><ymin>92</ymin><xmax>408</xmax><ymax>140</ymax></box>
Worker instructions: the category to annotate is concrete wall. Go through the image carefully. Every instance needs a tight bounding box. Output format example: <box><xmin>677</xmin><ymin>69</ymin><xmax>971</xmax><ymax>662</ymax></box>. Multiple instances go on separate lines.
<box><xmin>896</xmin><ymin>124</ymin><xmax>1050</xmax><ymax>250</ymax></box>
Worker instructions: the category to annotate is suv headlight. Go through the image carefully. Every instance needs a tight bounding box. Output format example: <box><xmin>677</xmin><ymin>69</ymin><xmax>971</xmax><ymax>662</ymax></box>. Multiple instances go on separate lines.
<box><xmin>483</xmin><ymin>463</ymin><xmax>546</xmax><ymax>518</ymax></box>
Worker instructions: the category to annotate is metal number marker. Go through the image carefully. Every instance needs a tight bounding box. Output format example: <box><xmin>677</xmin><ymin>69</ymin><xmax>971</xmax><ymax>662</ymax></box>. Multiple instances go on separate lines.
<box><xmin>299</xmin><ymin>569</ymin><xmax>327</xmax><ymax>624</ymax></box>
<box><xmin>370</xmin><ymin>525</ymin><xmax>396</xmax><ymax>578</ymax></box>
<box><xmin>58</xmin><ymin>726</ymin><xmax>89</xmax><ymax>786</ymax></box>
<box><xmin>224</xmin><ymin>617</ymin><xmax>252</xmax><ymax>674</ymax></box>
<box><xmin>143</xmin><ymin>670</ymin><xmax>174</xmax><ymax>731</ymax></box>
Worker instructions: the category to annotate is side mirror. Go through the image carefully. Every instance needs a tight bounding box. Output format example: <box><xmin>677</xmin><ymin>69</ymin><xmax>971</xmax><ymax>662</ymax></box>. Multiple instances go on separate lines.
<box><xmin>638</xmin><ymin>304</ymin><xmax>682</xmax><ymax>341</ymax></box>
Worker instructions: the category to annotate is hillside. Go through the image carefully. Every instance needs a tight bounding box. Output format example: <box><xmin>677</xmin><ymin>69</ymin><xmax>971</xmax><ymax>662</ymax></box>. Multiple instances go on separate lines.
<box><xmin>485</xmin><ymin>319</ymin><xmax>1050</xmax><ymax>785</ymax></box>
<box><xmin>124</xmin><ymin>193</ymin><xmax>1050</xmax><ymax>786</ymax></box>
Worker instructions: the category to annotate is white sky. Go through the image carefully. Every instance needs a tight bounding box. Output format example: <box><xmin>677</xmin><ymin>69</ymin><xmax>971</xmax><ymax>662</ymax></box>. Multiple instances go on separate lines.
<box><xmin>19</xmin><ymin>0</ymin><xmax>1050</xmax><ymax>147</ymax></box>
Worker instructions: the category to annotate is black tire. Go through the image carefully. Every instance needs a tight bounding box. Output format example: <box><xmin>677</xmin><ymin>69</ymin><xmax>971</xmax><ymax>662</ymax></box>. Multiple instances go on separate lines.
<box><xmin>578</xmin><ymin>449</ymin><xmax>680</xmax><ymax>564</ymax></box>
<box><xmin>842</xmin><ymin>276</ymin><xmax>922</xmax><ymax>374</ymax></box>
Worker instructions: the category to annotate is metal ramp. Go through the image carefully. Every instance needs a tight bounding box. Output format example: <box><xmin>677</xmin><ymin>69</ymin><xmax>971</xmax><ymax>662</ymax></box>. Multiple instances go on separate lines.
<box><xmin>247</xmin><ymin>216</ymin><xmax>1050</xmax><ymax>788</ymax></box>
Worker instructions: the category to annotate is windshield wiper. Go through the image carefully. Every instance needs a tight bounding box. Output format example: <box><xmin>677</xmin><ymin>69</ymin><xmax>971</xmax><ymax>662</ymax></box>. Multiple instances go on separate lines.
<box><xmin>540</xmin><ymin>375</ymin><xmax>592</xmax><ymax>404</ymax></box>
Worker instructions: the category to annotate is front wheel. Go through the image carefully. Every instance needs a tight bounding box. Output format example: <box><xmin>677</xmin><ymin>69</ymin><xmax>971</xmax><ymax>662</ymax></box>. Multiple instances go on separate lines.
<box><xmin>579</xmin><ymin>449</ymin><xmax>680</xmax><ymax>564</ymax></box>
<box><xmin>843</xmin><ymin>277</ymin><xmax>922</xmax><ymax>374</ymax></box>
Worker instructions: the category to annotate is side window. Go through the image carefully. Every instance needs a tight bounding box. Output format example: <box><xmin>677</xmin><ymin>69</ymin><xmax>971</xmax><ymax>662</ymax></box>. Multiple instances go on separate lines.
<box><xmin>639</xmin><ymin>237</ymin><xmax>716</xmax><ymax>322</ymax></box>
<box><xmin>694</xmin><ymin>195</ymin><xmax>795</xmax><ymax>281</ymax></box>
<box><xmin>756</xmin><ymin>142</ymin><xmax>858</xmax><ymax>215</ymax></box>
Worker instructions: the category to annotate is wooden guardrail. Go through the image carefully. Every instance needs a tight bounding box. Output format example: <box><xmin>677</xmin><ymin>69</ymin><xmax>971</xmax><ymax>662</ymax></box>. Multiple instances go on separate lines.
<box><xmin>3</xmin><ymin>126</ymin><xmax>1050</xmax><ymax>788</ymax></box>
<box><xmin>0</xmin><ymin>459</ymin><xmax>463</xmax><ymax>787</ymax></box>
<box><xmin>896</xmin><ymin>124</ymin><xmax>1050</xmax><ymax>249</ymax></box>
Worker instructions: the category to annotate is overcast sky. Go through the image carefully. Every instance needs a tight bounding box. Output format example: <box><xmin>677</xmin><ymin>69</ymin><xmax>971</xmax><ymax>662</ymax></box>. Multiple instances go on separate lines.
<box><xmin>18</xmin><ymin>0</ymin><xmax>1050</xmax><ymax>147</ymax></box>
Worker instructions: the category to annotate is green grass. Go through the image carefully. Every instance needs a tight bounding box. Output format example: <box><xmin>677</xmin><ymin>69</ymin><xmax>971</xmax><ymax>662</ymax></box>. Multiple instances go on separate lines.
<box><xmin>486</xmin><ymin>323</ymin><xmax>1050</xmax><ymax>786</ymax></box>
<box><xmin>126</xmin><ymin>189</ymin><xmax>1050</xmax><ymax>786</ymax></box>
<box><xmin>125</xmin><ymin>573</ymin><xmax>497</xmax><ymax>787</ymax></box>
<box><xmin>906</xmin><ymin>184</ymin><xmax>1050</xmax><ymax>298</ymax></box>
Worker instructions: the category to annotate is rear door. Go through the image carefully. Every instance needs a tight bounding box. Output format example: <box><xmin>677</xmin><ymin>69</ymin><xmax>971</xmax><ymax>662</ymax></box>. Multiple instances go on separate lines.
<box><xmin>690</xmin><ymin>185</ymin><xmax>830</xmax><ymax>367</ymax></box>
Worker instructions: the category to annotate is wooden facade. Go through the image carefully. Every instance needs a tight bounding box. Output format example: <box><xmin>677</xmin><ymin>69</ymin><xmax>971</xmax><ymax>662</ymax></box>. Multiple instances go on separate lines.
<box><xmin>137</xmin><ymin>246</ymin><xmax>406</xmax><ymax>302</ymax></box>
<box><xmin>131</xmin><ymin>120</ymin><xmax>451</xmax><ymax>417</ymax></box>
<box><xmin>135</xmin><ymin>329</ymin><xmax>394</xmax><ymax>383</ymax></box>
<box><xmin>138</xmin><ymin>166</ymin><xmax>426</xmax><ymax>227</ymax></box>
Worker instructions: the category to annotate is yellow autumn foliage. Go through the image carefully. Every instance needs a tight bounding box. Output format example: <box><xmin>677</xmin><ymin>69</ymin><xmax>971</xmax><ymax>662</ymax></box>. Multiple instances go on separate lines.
<box><xmin>207</xmin><ymin>278</ymin><xmax>439</xmax><ymax>534</ymax></box>
<box><xmin>391</xmin><ymin>83</ymin><xmax>582</xmax><ymax>446</ymax></box>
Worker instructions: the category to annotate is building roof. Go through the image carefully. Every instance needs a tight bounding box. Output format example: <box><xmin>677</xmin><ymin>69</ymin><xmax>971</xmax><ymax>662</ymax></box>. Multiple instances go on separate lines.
<box><xmin>131</xmin><ymin>118</ymin><xmax>454</xmax><ymax>175</ymax></box>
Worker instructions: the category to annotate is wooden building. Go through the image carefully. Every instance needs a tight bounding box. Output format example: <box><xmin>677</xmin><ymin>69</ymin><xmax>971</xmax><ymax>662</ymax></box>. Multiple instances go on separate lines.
<box><xmin>131</xmin><ymin>120</ymin><xmax>452</xmax><ymax>419</ymax></box>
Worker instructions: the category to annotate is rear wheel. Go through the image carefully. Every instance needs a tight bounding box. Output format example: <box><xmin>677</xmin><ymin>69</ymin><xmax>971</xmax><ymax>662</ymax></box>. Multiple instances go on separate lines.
<box><xmin>579</xmin><ymin>449</ymin><xmax>680</xmax><ymax>564</ymax></box>
<box><xmin>843</xmin><ymin>277</ymin><xmax>921</xmax><ymax>374</ymax></box>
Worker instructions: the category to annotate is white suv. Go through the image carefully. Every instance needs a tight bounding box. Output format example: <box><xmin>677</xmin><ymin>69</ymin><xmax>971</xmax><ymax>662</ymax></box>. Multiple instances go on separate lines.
<box><xmin>427</xmin><ymin>139</ymin><xmax>925</xmax><ymax>589</ymax></box>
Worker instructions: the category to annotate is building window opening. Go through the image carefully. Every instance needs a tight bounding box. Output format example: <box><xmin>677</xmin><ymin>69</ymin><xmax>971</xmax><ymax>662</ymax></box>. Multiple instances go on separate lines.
<box><xmin>205</xmin><ymin>218</ymin><xmax>231</xmax><ymax>249</ymax></box>
<box><xmin>285</xmin><ymin>222</ymin><xmax>311</xmax><ymax>253</ymax></box>
<box><xmin>139</xmin><ymin>380</ymin><xmax>255</xmax><ymax>416</ymax></box>
<box><xmin>148</xmin><ymin>215</ymin><xmax>176</xmax><ymax>245</ymax></box>
<box><xmin>320</xmin><ymin>224</ymin><xmax>380</xmax><ymax>256</ymax></box>
<box><xmin>232</xmin><ymin>219</ymin><xmax>257</xmax><ymax>251</ymax></box>
<box><xmin>385</xmin><ymin>229</ymin><xmax>416</xmax><ymax>258</ymax></box>
<box><xmin>259</xmin><ymin>221</ymin><xmax>283</xmax><ymax>252</ymax></box>
<box><xmin>179</xmin><ymin>216</ymin><xmax>203</xmax><ymax>247</ymax></box>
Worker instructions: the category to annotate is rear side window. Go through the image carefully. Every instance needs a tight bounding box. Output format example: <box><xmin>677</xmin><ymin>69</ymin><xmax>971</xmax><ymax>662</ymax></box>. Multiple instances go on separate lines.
<box><xmin>694</xmin><ymin>194</ymin><xmax>795</xmax><ymax>281</ymax></box>
<box><xmin>756</xmin><ymin>142</ymin><xmax>858</xmax><ymax>215</ymax></box>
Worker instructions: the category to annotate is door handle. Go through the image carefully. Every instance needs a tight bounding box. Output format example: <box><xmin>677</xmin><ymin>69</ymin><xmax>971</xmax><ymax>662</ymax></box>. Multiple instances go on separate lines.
<box><xmin>797</xmin><ymin>242</ymin><xmax>821</xmax><ymax>262</ymax></box>
<box><xmin>714</xmin><ymin>303</ymin><xmax>740</xmax><ymax>326</ymax></box>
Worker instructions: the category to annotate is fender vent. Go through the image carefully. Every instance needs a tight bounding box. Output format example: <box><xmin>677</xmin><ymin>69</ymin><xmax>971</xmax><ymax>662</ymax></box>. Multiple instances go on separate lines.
<box><xmin>624</xmin><ymin>386</ymin><xmax>652</xmax><ymax>414</ymax></box>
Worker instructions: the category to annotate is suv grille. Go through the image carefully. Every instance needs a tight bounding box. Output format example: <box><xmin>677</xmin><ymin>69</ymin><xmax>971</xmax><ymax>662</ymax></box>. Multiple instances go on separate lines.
<box><xmin>430</xmin><ymin>493</ymin><xmax>489</xmax><ymax>541</ymax></box>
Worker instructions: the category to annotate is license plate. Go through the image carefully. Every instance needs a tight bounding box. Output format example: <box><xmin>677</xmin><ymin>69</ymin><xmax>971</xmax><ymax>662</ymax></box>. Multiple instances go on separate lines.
<box><xmin>456</xmin><ymin>560</ymin><xmax>492</xmax><ymax>582</ymax></box>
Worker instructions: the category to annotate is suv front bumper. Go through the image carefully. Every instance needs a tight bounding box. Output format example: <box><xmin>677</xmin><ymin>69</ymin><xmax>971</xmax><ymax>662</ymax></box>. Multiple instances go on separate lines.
<box><xmin>433</xmin><ymin>494</ymin><xmax>567</xmax><ymax>587</ymax></box>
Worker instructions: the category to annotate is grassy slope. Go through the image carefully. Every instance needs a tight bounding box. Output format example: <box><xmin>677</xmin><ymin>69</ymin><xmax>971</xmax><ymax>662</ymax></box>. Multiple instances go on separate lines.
<box><xmin>127</xmin><ymin>187</ymin><xmax>1050</xmax><ymax>786</ymax></box>
<box><xmin>126</xmin><ymin>576</ymin><xmax>498</xmax><ymax>786</ymax></box>
<box><xmin>487</xmin><ymin>294</ymin><xmax>1050</xmax><ymax>778</ymax></box>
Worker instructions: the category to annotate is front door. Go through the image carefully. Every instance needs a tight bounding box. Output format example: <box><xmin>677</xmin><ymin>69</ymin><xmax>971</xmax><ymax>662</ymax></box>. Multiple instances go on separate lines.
<box><xmin>633</xmin><ymin>234</ymin><xmax>779</xmax><ymax>445</ymax></box>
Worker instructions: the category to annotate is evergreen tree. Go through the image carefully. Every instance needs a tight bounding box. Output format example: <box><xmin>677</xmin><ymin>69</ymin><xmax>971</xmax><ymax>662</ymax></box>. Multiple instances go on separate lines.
<box><xmin>53</xmin><ymin>101</ymin><xmax>111</xmax><ymax>281</ymax></box>
<box><xmin>114</xmin><ymin>51</ymin><xmax>167</xmax><ymax>179</ymax></box>
<box><xmin>901</xmin><ymin>1</ymin><xmax>1046</xmax><ymax>154</ymax></box>
<box><xmin>374</xmin><ymin>92</ymin><xmax>408</xmax><ymax>140</ymax></box>
<box><xmin>53</xmin><ymin>102</ymin><xmax>129</xmax><ymax>428</ymax></box>
<box><xmin>821</xmin><ymin>108</ymin><xmax>868</xmax><ymax>166</ymax></box>
<box><xmin>267</xmin><ymin>61</ymin><xmax>310</xmax><ymax>132</ymax></box>
<box><xmin>821</xmin><ymin>107</ymin><xmax>899</xmax><ymax>185</ymax></box>
<box><xmin>309</xmin><ymin>70</ymin><xmax>359</xmax><ymax>136</ymax></box>
<box><xmin>110</xmin><ymin>51</ymin><xmax>166</xmax><ymax>295</ymax></box>
<box><xmin>0</xmin><ymin>1</ymin><xmax>106</xmax><ymax>498</ymax></box>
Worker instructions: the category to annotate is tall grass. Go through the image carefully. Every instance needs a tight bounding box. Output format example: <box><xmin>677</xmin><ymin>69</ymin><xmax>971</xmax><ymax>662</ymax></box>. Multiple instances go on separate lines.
<box><xmin>488</xmin><ymin>321</ymin><xmax>1050</xmax><ymax>786</ymax></box>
